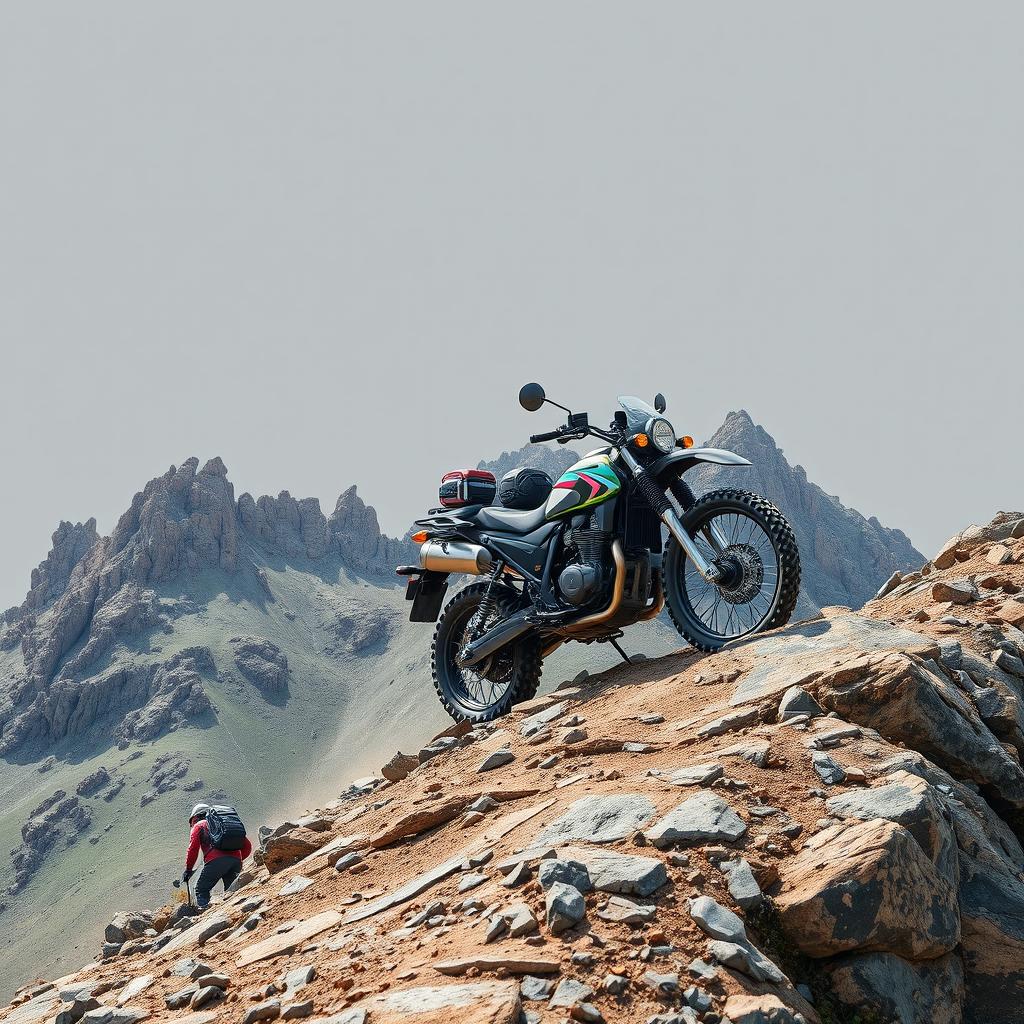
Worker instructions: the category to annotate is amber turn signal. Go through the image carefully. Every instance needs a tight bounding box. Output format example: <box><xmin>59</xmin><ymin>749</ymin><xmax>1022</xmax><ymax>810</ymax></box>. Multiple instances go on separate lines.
<box><xmin>411</xmin><ymin>530</ymin><xmax>430</xmax><ymax>544</ymax></box>
<box><xmin>634</xmin><ymin>434</ymin><xmax>649</xmax><ymax>448</ymax></box>
<box><xmin>679</xmin><ymin>435</ymin><xmax>694</xmax><ymax>449</ymax></box>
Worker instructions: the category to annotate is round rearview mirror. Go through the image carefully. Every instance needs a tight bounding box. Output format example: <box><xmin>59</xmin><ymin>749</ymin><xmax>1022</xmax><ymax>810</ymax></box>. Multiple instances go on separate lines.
<box><xmin>519</xmin><ymin>382</ymin><xmax>546</xmax><ymax>412</ymax></box>
<box><xmin>654</xmin><ymin>393</ymin><xmax>667</xmax><ymax>414</ymax></box>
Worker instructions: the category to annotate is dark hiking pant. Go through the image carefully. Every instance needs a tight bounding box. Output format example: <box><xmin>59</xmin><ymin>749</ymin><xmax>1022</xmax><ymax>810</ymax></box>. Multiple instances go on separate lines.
<box><xmin>195</xmin><ymin>856</ymin><xmax>241</xmax><ymax>909</ymax></box>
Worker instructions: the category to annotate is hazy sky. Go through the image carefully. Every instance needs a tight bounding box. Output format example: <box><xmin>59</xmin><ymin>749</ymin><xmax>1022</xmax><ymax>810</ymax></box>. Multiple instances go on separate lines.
<box><xmin>1</xmin><ymin>3</ymin><xmax>1022</xmax><ymax>610</ymax></box>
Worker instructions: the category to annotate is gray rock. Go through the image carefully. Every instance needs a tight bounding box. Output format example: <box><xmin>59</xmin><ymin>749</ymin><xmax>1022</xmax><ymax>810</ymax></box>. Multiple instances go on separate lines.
<box><xmin>688</xmin><ymin>896</ymin><xmax>747</xmax><ymax>942</ymax></box>
<box><xmin>697</xmin><ymin>708</ymin><xmax>759</xmax><ymax>738</ymax></box>
<box><xmin>520</xmin><ymin>976</ymin><xmax>555</xmax><ymax>1001</ymax></box>
<box><xmin>520</xmin><ymin>701</ymin><xmax>568</xmax><ymax>736</ymax></box>
<box><xmin>545</xmin><ymin>882</ymin><xmax>586</xmax><ymax>934</ymax></box>
<box><xmin>683</xmin><ymin>986</ymin><xmax>713</xmax><ymax>1014</ymax></box>
<box><xmin>669</xmin><ymin>763</ymin><xmax>724</xmax><ymax>787</ymax></box>
<box><xmin>279</xmin><ymin>875</ymin><xmax>313</xmax><ymax>896</ymax></box>
<box><xmin>722</xmin><ymin>858</ymin><xmax>762</xmax><ymax>909</ymax></box>
<box><xmin>811</xmin><ymin>751</ymin><xmax>845</xmax><ymax>785</ymax></box>
<box><xmin>642</xmin><ymin>971</ymin><xmax>679</xmax><ymax>996</ymax></box>
<box><xmin>241</xmin><ymin>1000</ymin><xmax>282</xmax><ymax>1024</ymax></box>
<box><xmin>536</xmin><ymin>794</ymin><xmax>657</xmax><ymax>846</ymax></box>
<box><xmin>230</xmin><ymin>635</ymin><xmax>289</xmax><ymax>692</ymax></box>
<box><xmin>549</xmin><ymin>978</ymin><xmax>595</xmax><ymax>1009</ymax></box>
<box><xmin>597</xmin><ymin>895</ymin><xmax>655</xmax><ymax>924</ymax></box>
<box><xmin>558</xmin><ymin>847</ymin><xmax>667</xmax><ymax>897</ymax></box>
<box><xmin>538</xmin><ymin>858</ymin><xmax>592</xmax><ymax>893</ymax></box>
<box><xmin>477</xmin><ymin>749</ymin><xmax>515</xmax><ymax>772</ymax></box>
<box><xmin>502</xmin><ymin>902</ymin><xmax>539</xmax><ymax>938</ymax></box>
<box><xmin>645</xmin><ymin>792</ymin><xmax>747</xmax><ymax>848</ymax></box>
<box><xmin>709</xmin><ymin>940</ymin><xmax>785</xmax><ymax>984</ymax></box>
<box><xmin>778</xmin><ymin>686</ymin><xmax>823</xmax><ymax>721</ymax></box>
<box><xmin>603</xmin><ymin>974</ymin><xmax>628</xmax><ymax>995</ymax></box>
<box><xmin>283</xmin><ymin>965</ymin><xmax>315</xmax><ymax>992</ymax></box>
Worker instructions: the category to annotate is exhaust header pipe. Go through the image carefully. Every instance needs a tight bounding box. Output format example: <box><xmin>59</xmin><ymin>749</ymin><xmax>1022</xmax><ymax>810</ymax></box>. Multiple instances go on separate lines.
<box><xmin>420</xmin><ymin>539</ymin><xmax>493</xmax><ymax>575</ymax></box>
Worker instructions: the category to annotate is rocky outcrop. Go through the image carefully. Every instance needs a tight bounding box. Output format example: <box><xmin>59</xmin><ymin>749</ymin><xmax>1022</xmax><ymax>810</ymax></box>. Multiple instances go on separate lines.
<box><xmin>229</xmin><ymin>637</ymin><xmax>289</xmax><ymax>694</ymax></box>
<box><xmin>327</xmin><ymin>486</ymin><xmax>414</xmax><ymax>577</ymax></box>
<box><xmin>9</xmin><ymin>792</ymin><xmax>91</xmax><ymax>894</ymax></box>
<box><xmin>0</xmin><ymin>647</ymin><xmax>214</xmax><ymax>754</ymax></box>
<box><xmin>2</xmin><ymin>519</ymin><xmax>99</xmax><ymax>624</ymax></box>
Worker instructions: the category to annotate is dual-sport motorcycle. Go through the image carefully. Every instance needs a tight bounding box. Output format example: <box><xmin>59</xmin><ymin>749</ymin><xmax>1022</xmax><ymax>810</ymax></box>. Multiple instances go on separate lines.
<box><xmin>399</xmin><ymin>385</ymin><xmax>801</xmax><ymax>722</ymax></box>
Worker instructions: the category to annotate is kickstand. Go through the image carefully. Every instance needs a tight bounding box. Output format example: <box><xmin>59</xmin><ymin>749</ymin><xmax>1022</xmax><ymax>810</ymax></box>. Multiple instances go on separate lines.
<box><xmin>608</xmin><ymin>636</ymin><xmax>632</xmax><ymax>664</ymax></box>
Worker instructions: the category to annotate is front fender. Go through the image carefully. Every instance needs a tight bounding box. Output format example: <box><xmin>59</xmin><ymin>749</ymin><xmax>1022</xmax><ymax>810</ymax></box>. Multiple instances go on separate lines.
<box><xmin>648</xmin><ymin>446</ymin><xmax>751</xmax><ymax>484</ymax></box>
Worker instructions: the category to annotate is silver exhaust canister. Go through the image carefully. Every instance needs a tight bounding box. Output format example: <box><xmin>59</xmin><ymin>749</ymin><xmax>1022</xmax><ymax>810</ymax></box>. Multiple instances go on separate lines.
<box><xmin>419</xmin><ymin>539</ymin><xmax>493</xmax><ymax>575</ymax></box>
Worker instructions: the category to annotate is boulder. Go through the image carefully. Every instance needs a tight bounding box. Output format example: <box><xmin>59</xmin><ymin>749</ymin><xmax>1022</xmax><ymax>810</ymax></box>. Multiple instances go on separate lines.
<box><xmin>537</xmin><ymin>859</ymin><xmax>592</xmax><ymax>893</ymax></box>
<box><xmin>369</xmin><ymin>796</ymin><xmax>470</xmax><ymax>848</ymax></box>
<box><xmin>722</xmin><ymin>993</ymin><xmax>804</xmax><ymax>1024</ymax></box>
<box><xmin>827</xmin><ymin>951</ymin><xmax>964</xmax><ymax>1024</ymax></box>
<box><xmin>260</xmin><ymin>829</ymin><xmax>326</xmax><ymax>873</ymax></box>
<box><xmin>775</xmin><ymin>817</ymin><xmax>960</xmax><ymax>959</ymax></box>
<box><xmin>811</xmin><ymin>651</ymin><xmax>1024</xmax><ymax>809</ymax></box>
<box><xmin>229</xmin><ymin>636</ymin><xmax>289</xmax><ymax>693</ymax></box>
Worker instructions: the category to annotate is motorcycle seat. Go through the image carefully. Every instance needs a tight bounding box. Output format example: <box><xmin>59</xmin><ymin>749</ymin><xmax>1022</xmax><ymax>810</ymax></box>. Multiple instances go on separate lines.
<box><xmin>473</xmin><ymin>503</ymin><xmax>548</xmax><ymax>534</ymax></box>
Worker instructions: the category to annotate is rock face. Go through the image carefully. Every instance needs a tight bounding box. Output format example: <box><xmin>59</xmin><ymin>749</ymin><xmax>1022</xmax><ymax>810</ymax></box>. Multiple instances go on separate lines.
<box><xmin>0</xmin><ymin>457</ymin><xmax>413</xmax><ymax>758</ymax></box>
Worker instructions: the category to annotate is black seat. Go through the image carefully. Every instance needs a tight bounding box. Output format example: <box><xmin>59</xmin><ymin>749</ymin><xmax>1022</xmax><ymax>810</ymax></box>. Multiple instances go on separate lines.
<box><xmin>473</xmin><ymin>504</ymin><xmax>548</xmax><ymax>533</ymax></box>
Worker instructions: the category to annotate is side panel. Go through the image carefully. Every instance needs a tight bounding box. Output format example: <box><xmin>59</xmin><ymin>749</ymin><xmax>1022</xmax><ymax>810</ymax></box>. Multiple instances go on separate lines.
<box><xmin>545</xmin><ymin>453</ymin><xmax>622</xmax><ymax>520</ymax></box>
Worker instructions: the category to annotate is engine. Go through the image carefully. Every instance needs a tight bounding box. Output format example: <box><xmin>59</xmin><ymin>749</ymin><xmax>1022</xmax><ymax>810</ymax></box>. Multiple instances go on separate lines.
<box><xmin>557</xmin><ymin>517</ymin><xmax>609</xmax><ymax>606</ymax></box>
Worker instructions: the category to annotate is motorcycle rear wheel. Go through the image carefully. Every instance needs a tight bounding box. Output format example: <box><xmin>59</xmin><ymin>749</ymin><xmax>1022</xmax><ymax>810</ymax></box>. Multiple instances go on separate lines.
<box><xmin>431</xmin><ymin>582</ymin><xmax>543</xmax><ymax>722</ymax></box>
<box><xmin>664</xmin><ymin>488</ymin><xmax>800</xmax><ymax>651</ymax></box>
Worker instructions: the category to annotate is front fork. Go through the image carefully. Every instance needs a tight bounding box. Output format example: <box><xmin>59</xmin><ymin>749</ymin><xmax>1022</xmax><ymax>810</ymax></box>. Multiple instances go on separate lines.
<box><xmin>619</xmin><ymin>449</ymin><xmax>723</xmax><ymax>583</ymax></box>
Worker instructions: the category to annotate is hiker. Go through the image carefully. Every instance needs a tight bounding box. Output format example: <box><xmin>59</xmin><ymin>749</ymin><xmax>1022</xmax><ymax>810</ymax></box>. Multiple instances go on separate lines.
<box><xmin>181</xmin><ymin>802</ymin><xmax>252</xmax><ymax>910</ymax></box>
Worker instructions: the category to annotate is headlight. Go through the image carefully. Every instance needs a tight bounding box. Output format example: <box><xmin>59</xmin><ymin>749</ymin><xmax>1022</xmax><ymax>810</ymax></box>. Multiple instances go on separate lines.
<box><xmin>650</xmin><ymin>418</ymin><xmax>676</xmax><ymax>453</ymax></box>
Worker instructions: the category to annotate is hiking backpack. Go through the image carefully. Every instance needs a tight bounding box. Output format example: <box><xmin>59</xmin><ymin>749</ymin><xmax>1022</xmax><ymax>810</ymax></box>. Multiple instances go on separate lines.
<box><xmin>205</xmin><ymin>805</ymin><xmax>247</xmax><ymax>852</ymax></box>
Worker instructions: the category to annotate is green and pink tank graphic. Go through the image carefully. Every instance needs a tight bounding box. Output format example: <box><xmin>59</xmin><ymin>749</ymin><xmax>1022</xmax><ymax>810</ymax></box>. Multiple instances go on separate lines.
<box><xmin>545</xmin><ymin>452</ymin><xmax>622</xmax><ymax>520</ymax></box>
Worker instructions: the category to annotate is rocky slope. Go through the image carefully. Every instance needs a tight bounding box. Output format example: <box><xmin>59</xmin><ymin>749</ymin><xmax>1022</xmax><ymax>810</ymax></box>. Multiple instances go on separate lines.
<box><xmin>7</xmin><ymin>512</ymin><xmax>1023</xmax><ymax>1024</ymax></box>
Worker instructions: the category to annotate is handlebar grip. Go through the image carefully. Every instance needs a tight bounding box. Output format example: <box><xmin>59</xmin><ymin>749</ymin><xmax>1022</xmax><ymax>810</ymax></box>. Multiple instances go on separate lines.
<box><xmin>530</xmin><ymin>430</ymin><xmax>562</xmax><ymax>443</ymax></box>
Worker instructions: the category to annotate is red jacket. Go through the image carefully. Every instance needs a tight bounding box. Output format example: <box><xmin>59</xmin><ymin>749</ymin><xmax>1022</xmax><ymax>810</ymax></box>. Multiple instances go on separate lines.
<box><xmin>185</xmin><ymin>820</ymin><xmax>253</xmax><ymax>871</ymax></box>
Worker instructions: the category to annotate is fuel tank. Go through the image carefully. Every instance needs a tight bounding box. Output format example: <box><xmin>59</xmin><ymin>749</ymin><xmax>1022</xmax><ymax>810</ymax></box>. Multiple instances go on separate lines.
<box><xmin>545</xmin><ymin>452</ymin><xmax>622</xmax><ymax>520</ymax></box>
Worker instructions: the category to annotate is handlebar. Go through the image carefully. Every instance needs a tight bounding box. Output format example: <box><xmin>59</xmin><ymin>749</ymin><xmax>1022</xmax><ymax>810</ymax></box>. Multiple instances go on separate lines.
<box><xmin>530</xmin><ymin>429</ymin><xmax>565</xmax><ymax>444</ymax></box>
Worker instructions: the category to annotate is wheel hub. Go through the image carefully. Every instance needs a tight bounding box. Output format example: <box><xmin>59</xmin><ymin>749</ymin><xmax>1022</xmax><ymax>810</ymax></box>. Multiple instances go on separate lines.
<box><xmin>715</xmin><ymin>544</ymin><xmax>765</xmax><ymax>604</ymax></box>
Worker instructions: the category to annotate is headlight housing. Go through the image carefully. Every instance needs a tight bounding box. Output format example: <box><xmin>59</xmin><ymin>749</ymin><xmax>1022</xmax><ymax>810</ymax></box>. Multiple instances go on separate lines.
<box><xmin>649</xmin><ymin>418</ymin><xmax>676</xmax><ymax>453</ymax></box>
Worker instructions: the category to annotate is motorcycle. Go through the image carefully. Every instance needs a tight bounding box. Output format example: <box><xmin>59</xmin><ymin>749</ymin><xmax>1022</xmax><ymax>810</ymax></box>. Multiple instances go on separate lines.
<box><xmin>399</xmin><ymin>384</ymin><xmax>801</xmax><ymax>722</ymax></box>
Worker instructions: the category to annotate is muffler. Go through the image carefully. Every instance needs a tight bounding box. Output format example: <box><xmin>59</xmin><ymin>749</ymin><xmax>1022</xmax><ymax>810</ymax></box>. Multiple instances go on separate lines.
<box><xmin>458</xmin><ymin>609</ymin><xmax>533</xmax><ymax>667</ymax></box>
<box><xmin>420</xmin><ymin>539</ymin><xmax>493</xmax><ymax>575</ymax></box>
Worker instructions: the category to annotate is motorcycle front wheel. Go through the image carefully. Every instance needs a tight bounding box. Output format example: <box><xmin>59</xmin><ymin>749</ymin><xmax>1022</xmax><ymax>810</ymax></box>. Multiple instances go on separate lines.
<box><xmin>664</xmin><ymin>488</ymin><xmax>801</xmax><ymax>652</ymax></box>
<box><xmin>431</xmin><ymin>581</ymin><xmax>543</xmax><ymax>722</ymax></box>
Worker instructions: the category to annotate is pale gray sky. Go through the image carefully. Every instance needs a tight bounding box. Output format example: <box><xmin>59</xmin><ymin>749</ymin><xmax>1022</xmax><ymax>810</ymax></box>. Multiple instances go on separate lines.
<box><xmin>1</xmin><ymin>2</ymin><xmax>1022</xmax><ymax>610</ymax></box>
